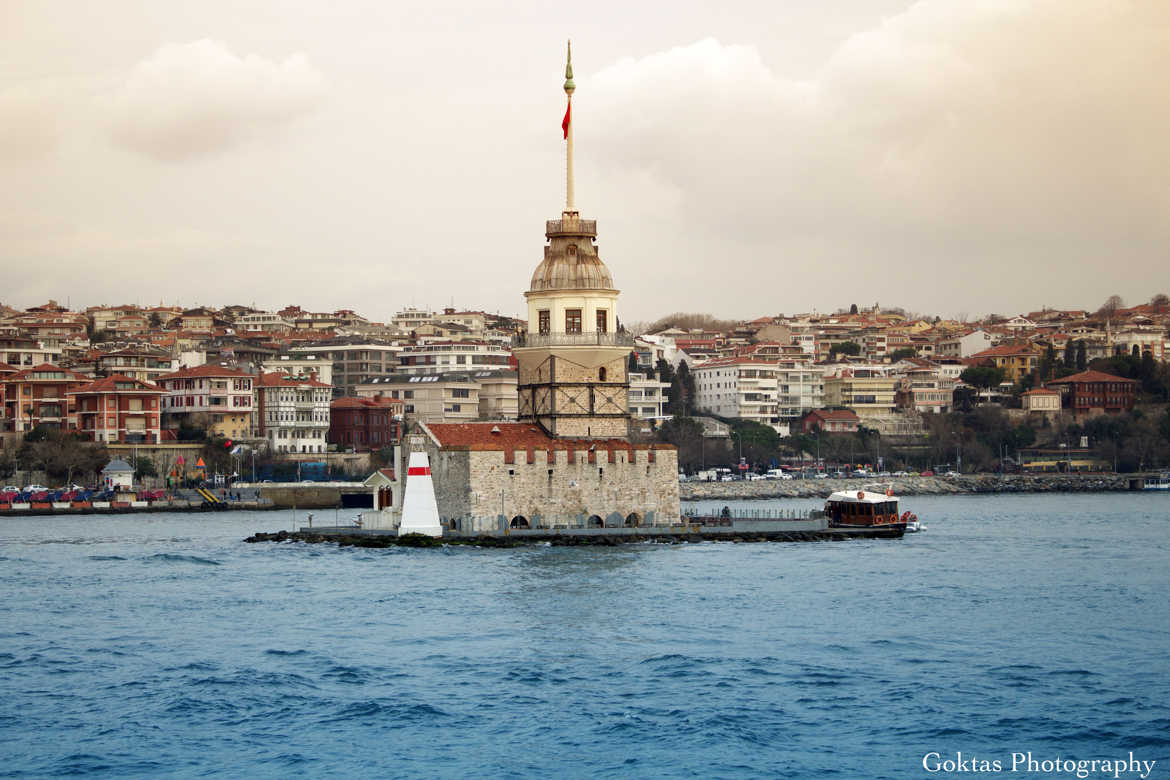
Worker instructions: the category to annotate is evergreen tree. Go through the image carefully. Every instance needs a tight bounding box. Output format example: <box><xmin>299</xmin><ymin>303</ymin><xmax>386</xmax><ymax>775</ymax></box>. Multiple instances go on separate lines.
<box><xmin>1063</xmin><ymin>339</ymin><xmax>1076</xmax><ymax>368</ymax></box>
<box><xmin>1076</xmin><ymin>340</ymin><xmax>1087</xmax><ymax>370</ymax></box>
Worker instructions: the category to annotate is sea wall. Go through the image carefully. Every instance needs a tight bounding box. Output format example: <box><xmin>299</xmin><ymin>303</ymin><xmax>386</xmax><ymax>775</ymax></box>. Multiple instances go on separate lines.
<box><xmin>680</xmin><ymin>473</ymin><xmax>1131</xmax><ymax>500</ymax></box>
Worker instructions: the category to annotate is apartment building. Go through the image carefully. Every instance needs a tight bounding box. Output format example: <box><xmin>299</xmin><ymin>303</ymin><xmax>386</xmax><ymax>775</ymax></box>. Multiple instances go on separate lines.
<box><xmin>69</xmin><ymin>375</ymin><xmax>166</xmax><ymax>444</ymax></box>
<box><xmin>95</xmin><ymin>348</ymin><xmax>176</xmax><ymax>384</ymax></box>
<box><xmin>1</xmin><ymin>364</ymin><xmax>90</xmax><ymax>432</ymax></box>
<box><xmin>627</xmin><ymin>371</ymin><xmax>671</xmax><ymax>421</ymax></box>
<box><xmin>693</xmin><ymin>357</ymin><xmax>781</xmax><ymax>429</ymax></box>
<box><xmin>289</xmin><ymin>340</ymin><xmax>404</xmax><ymax>397</ymax></box>
<box><xmin>355</xmin><ymin>370</ymin><xmax>516</xmax><ymax>425</ymax></box>
<box><xmin>156</xmin><ymin>364</ymin><xmax>255</xmax><ymax>439</ymax></box>
<box><xmin>397</xmin><ymin>340</ymin><xmax>511</xmax><ymax>376</ymax></box>
<box><xmin>328</xmin><ymin>396</ymin><xmax>404</xmax><ymax>452</ymax></box>
<box><xmin>823</xmin><ymin>367</ymin><xmax>898</xmax><ymax>418</ymax></box>
<box><xmin>255</xmin><ymin>372</ymin><xmax>333</xmax><ymax>454</ymax></box>
<box><xmin>775</xmin><ymin>361</ymin><xmax>824</xmax><ymax>422</ymax></box>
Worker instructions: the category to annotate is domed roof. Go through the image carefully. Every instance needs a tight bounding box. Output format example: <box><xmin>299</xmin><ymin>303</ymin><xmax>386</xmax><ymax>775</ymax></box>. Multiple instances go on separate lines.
<box><xmin>528</xmin><ymin>213</ymin><xmax>616</xmax><ymax>293</ymax></box>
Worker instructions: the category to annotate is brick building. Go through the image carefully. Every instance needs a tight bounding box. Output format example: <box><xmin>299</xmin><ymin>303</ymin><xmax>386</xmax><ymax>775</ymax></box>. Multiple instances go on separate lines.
<box><xmin>69</xmin><ymin>375</ymin><xmax>166</xmax><ymax>444</ymax></box>
<box><xmin>1046</xmin><ymin>370</ymin><xmax>1139</xmax><ymax>417</ymax></box>
<box><xmin>328</xmin><ymin>396</ymin><xmax>404</xmax><ymax>452</ymax></box>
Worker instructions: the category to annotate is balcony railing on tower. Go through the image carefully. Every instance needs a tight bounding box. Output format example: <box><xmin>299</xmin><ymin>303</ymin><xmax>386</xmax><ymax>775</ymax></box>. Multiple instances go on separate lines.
<box><xmin>514</xmin><ymin>331</ymin><xmax>634</xmax><ymax>348</ymax></box>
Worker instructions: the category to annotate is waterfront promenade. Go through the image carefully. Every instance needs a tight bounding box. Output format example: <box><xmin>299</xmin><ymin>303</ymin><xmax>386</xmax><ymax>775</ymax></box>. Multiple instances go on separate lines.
<box><xmin>681</xmin><ymin>472</ymin><xmax>1138</xmax><ymax>500</ymax></box>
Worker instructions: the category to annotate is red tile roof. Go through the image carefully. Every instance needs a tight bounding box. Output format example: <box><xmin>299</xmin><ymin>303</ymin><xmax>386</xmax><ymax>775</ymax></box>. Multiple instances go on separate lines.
<box><xmin>4</xmin><ymin>363</ymin><xmax>91</xmax><ymax>382</ymax></box>
<box><xmin>1046</xmin><ymin>370</ymin><xmax>1139</xmax><ymax>385</ymax></box>
<box><xmin>257</xmin><ymin>371</ymin><xmax>331</xmax><ymax>389</ymax></box>
<box><xmin>331</xmin><ymin>396</ymin><xmax>403</xmax><ymax>409</ymax></box>
<box><xmin>69</xmin><ymin>374</ymin><xmax>165</xmax><ymax>394</ymax></box>
<box><xmin>422</xmin><ymin>422</ymin><xmax>670</xmax><ymax>452</ymax></box>
<box><xmin>805</xmin><ymin>409</ymin><xmax>860</xmax><ymax>421</ymax></box>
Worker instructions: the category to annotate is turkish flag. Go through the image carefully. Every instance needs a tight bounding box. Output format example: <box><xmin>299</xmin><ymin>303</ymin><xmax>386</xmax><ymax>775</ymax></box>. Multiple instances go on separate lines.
<box><xmin>562</xmin><ymin>100</ymin><xmax>571</xmax><ymax>139</ymax></box>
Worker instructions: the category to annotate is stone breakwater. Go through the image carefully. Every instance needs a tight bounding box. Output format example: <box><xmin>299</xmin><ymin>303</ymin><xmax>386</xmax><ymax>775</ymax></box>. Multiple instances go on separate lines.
<box><xmin>681</xmin><ymin>474</ymin><xmax>1130</xmax><ymax>500</ymax></box>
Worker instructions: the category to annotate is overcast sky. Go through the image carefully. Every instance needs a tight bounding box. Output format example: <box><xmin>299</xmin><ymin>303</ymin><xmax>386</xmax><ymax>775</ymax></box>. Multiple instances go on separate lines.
<box><xmin>2</xmin><ymin>1</ymin><xmax>1167</xmax><ymax>323</ymax></box>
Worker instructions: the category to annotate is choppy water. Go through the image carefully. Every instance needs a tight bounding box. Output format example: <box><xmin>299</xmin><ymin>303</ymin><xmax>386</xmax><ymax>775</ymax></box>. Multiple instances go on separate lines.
<box><xmin>1</xmin><ymin>494</ymin><xmax>1169</xmax><ymax>778</ymax></box>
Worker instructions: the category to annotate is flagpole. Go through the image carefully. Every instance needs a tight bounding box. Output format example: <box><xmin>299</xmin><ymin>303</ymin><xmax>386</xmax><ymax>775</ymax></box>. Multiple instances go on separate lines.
<box><xmin>564</xmin><ymin>40</ymin><xmax>575</xmax><ymax>212</ymax></box>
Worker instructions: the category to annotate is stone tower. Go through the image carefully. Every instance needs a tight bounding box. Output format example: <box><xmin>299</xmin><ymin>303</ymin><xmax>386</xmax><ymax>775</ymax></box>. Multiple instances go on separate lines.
<box><xmin>513</xmin><ymin>42</ymin><xmax>632</xmax><ymax>439</ymax></box>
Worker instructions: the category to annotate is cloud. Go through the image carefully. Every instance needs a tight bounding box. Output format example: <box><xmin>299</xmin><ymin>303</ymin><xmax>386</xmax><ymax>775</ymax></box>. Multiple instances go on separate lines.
<box><xmin>104</xmin><ymin>39</ymin><xmax>326</xmax><ymax>162</ymax></box>
<box><xmin>0</xmin><ymin>85</ymin><xmax>62</xmax><ymax>164</ymax></box>
<box><xmin>584</xmin><ymin>1</ymin><xmax>1170</xmax><ymax>314</ymax></box>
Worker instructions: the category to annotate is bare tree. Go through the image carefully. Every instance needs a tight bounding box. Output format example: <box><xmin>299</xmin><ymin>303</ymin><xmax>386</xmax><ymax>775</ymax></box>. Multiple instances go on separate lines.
<box><xmin>1098</xmin><ymin>294</ymin><xmax>1126</xmax><ymax>322</ymax></box>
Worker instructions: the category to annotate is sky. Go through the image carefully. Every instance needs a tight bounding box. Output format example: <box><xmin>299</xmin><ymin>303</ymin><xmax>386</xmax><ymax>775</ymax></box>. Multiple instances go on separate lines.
<box><xmin>2</xmin><ymin>0</ymin><xmax>1168</xmax><ymax>324</ymax></box>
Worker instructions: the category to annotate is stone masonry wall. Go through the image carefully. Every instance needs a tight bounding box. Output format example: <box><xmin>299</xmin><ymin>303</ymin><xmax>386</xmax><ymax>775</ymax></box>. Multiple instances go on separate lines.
<box><xmin>422</xmin><ymin>440</ymin><xmax>680</xmax><ymax>532</ymax></box>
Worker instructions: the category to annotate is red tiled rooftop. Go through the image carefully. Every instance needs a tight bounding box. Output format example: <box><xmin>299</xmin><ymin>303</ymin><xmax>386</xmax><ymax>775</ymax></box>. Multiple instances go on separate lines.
<box><xmin>156</xmin><ymin>364</ymin><xmax>255</xmax><ymax>380</ymax></box>
<box><xmin>1046</xmin><ymin>370</ymin><xmax>1139</xmax><ymax>385</ymax></box>
<box><xmin>257</xmin><ymin>371</ymin><xmax>332</xmax><ymax>389</ymax></box>
<box><xmin>69</xmin><ymin>374</ymin><xmax>164</xmax><ymax>394</ymax></box>
<box><xmin>422</xmin><ymin>422</ymin><xmax>670</xmax><ymax>452</ymax></box>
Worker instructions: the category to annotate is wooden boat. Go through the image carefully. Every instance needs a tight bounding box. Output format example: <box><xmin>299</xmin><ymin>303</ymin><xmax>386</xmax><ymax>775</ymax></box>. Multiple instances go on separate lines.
<box><xmin>824</xmin><ymin>483</ymin><xmax>910</xmax><ymax>537</ymax></box>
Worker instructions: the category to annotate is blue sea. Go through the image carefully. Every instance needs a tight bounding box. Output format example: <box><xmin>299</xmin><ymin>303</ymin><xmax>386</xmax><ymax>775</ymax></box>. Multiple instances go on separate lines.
<box><xmin>2</xmin><ymin>494</ymin><xmax>1169</xmax><ymax>778</ymax></box>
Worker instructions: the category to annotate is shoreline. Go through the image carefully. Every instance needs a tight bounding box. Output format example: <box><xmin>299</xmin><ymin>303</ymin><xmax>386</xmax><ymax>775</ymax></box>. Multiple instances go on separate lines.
<box><xmin>680</xmin><ymin>473</ymin><xmax>1135</xmax><ymax>501</ymax></box>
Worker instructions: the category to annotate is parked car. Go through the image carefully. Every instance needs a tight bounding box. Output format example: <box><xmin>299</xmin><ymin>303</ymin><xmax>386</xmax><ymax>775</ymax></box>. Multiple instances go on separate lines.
<box><xmin>945</xmin><ymin>470</ymin><xmax>960</xmax><ymax>477</ymax></box>
<box><xmin>2</xmin><ymin>485</ymin><xmax>18</xmax><ymax>493</ymax></box>
<box><xmin>919</xmin><ymin>470</ymin><xmax>935</xmax><ymax>477</ymax></box>
<box><xmin>25</xmin><ymin>484</ymin><xmax>48</xmax><ymax>493</ymax></box>
<box><xmin>892</xmin><ymin>471</ymin><xmax>909</xmax><ymax>477</ymax></box>
<box><xmin>813</xmin><ymin>472</ymin><xmax>829</xmax><ymax>479</ymax></box>
<box><xmin>745</xmin><ymin>473</ymin><xmax>765</xmax><ymax>481</ymax></box>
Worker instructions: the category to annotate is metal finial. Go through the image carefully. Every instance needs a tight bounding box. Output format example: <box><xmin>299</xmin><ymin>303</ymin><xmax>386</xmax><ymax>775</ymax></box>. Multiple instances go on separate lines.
<box><xmin>564</xmin><ymin>39</ymin><xmax>575</xmax><ymax>92</ymax></box>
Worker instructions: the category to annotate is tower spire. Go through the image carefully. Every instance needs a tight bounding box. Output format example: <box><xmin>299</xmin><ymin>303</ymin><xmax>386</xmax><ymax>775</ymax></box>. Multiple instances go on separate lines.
<box><xmin>563</xmin><ymin>40</ymin><xmax>575</xmax><ymax>212</ymax></box>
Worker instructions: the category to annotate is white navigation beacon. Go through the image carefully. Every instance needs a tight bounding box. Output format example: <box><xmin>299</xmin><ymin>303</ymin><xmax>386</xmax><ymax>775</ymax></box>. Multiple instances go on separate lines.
<box><xmin>398</xmin><ymin>450</ymin><xmax>443</xmax><ymax>537</ymax></box>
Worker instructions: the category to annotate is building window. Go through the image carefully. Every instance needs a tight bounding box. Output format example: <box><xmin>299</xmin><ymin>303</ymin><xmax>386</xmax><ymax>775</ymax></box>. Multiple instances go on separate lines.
<box><xmin>599</xmin><ymin>367</ymin><xmax>607</xmax><ymax>382</ymax></box>
<box><xmin>538</xmin><ymin>310</ymin><xmax>550</xmax><ymax>335</ymax></box>
<box><xmin>596</xmin><ymin>309</ymin><xmax>608</xmax><ymax>333</ymax></box>
<box><xmin>565</xmin><ymin>309</ymin><xmax>582</xmax><ymax>333</ymax></box>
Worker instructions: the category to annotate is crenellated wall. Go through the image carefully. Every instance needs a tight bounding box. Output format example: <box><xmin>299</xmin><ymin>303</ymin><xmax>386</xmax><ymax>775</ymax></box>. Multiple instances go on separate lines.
<box><xmin>421</xmin><ymin>440</ymin><xmax>679</xmax><ymax>531</ymax></box>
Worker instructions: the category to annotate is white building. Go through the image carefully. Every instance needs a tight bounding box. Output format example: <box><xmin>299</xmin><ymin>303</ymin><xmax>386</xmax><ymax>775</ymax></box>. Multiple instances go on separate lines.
<box><xmin>261</xmin><ymin>354</ymin><xmax>334</xmax><ymax>387</ymax></box>
<box><xmin>391</xmin><ymin>307</ymin><xmax>434</xmax><ymax>334</ymax></box>
<box><xmin>936</xmin><ymin>328</ymin><xmax>996</xmax><ymax>358</ymax></box>
<box><xmin>236</xmin><ymin>312</ymin><xmax>294</xmax><ymax>332</ymax></box>
<box><xmin>627</xmin><ymin>371</ymin><xmax>671</xmax><ymax>422</ymax></box>
<box><xmin>397</xmin><ymin>340</ymin><xmax>512</xmax><ymax>376</ymax></box>
<box><xmin>775</xmin><ymin>361</ymin><xmax>824</xmax><ymax>423</ymax></box>
<box><xmin>693</xmin><ymin>357</ymin><xmax>781</xmax><ymax>430</ymax></box>
<box><xmin>256</xmin><ymin>372</ymin><xmax>333</xmax><ymax>454</ymax></box>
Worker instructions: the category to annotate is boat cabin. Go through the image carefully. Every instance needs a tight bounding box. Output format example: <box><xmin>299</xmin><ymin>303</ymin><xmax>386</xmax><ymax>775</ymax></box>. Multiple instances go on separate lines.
<box><xmin>825</xmin><ymin>487</ymin><xmax>901</xmax><ymax>527</ymax></box>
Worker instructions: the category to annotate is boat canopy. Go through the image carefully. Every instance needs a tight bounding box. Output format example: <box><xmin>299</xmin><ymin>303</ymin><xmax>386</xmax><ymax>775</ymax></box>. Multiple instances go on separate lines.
<box><xmin>827</xmin><ymin>485</ymin><xmax>898</xmax><ymax>504</ymax></box>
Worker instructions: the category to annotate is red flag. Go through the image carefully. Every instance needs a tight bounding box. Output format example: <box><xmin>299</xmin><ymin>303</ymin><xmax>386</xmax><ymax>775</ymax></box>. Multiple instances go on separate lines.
<box><xmin>562</xmin><ymin>99</ymin><xmax>571</xmax><ymax>139</ymax></box>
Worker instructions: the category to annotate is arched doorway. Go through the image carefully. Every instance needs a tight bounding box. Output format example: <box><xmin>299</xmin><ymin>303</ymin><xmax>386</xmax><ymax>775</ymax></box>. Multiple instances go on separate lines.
<box><xmin>624</xmin><ymin>512</ymin><xmax>642</xmax><ymax>527</ymax></box>
<box><xmin>587</xmin><ymin>514</ymin><xmax>604</xmax><ymax>528</ymax></box>
<box><xmin>510</xmin><ymin>516</ymin><xmax>529</xmax><ymax>528</ymax></box>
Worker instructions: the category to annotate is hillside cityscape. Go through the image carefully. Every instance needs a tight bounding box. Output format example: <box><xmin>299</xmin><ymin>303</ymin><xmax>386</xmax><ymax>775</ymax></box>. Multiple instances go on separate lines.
<box><xmin>2</xmin><ymin>291</ymin><xmax>1169</xmax><ymax>488</ymax></box>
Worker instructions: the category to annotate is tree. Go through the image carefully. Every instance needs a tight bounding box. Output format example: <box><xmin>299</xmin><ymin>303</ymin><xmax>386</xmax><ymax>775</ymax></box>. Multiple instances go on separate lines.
<box><xmin>657</xmin><ymin>417</ymin><xmax>710</xmax><ymax>472</ymax></box>
<box><xmin>134</xmin><ymin>456</ymin><xmax>158</xmax><ymax>480</ymax></box>
<box><xmin>960</xmin><ymin>365</ymin><xmax>1006</xmax><ymax>389</ymax></box>
<box><xmin>888</xmin><ymin>348</ymin><xmax>916</xmax><ymax>362</ymax></box>
<box><xmin>1038</xmin><ymin>344</ymin><xmax>1057</xmax><ymax>381</ymax></box>
<box><xmin>668</xmin><ymin>361</ymin><xmax>696</xmax><ymax>417</ymax></box>
<box><xmin>148</xmin><ymin>311</ymin><xmax>163</xmax><ymax>328</ymax></box>
<box><xmin>1151</xmin><ymin>293</ymin><xmax>1169</xmax><ymax>310</ymax></box>
<box><xmin>849</xmin><ymin>303</ymin><xmax>859</xmax><ymax>315</ymax></box>
<box><xmin>627</xmin><ymin>351</ymin><xmax>639</xmax><ymax>375</ymax></box>
<box><xmin>655</xmin><ymin>358</ymin><xmax>675</xmax><ymax>385</ymax></box>
<box><xmin>1063</xmin><ymin>339</ymin><xmax>1076</xmax><ymax>368</ymax></box>
<box><xmin>1098</xmin><ymin>294</ymin><xmax>1125</xmax><ymax>323</ymax></box>
<box><xmin>828</xmin><ymin>341</ymin><xmax>861</xmax><ymax>360</ymax></box>
<box><xmin>1076</xmin><ymin>340</ymin><xmax>1087</xmax><ymax>371</ymax></box>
